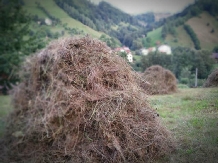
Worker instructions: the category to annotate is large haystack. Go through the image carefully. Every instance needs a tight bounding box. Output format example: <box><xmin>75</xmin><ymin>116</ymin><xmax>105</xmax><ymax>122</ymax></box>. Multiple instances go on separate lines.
<box><xmin>141</xmin><ymin>65</ymin><xmax>177</xmax><ymax>95</ymax></box>
<box><xmin>203</xmin><ymin>69</ymin><xmax>218</xmax><ymax>87</ymax></box>
<box><xmin>1</xmin><ymin>37</ymin><xmax>174</xmax><ymax>162</ymax></box>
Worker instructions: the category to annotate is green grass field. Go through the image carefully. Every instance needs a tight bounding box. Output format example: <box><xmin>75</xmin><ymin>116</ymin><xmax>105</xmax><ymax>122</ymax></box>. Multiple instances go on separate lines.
<box><xmin>145</xmin><ymin>27</ymin><xmax>164</xmax><ymax>46</ymax></box>
<box><xmin>150</xmin><ymin>88</ymin><xmax>218</xmax><ymax>163</ymax></box>
<box><xmin>165</xmin><ymin>25</ymin><xmax>195</xmax><ymax>48</ymax></box>
<box><xmin>145</xmin><ymin>11</ymin><xmax>218</xmax><ymax>51</ymax></box>
<box><xmin>186</xmin><ymin>12</ymin><xmax>218</xmax><ymax>50</ymax></box>
<box><xmin>23</xmin><ymin>0</ymin><xmax>104</xmax><ymax>38</ymax></box>
<box><xmin>1</xmin><ymin>87</ymin><xmax>218</xmax><ymax>162</ymax></box>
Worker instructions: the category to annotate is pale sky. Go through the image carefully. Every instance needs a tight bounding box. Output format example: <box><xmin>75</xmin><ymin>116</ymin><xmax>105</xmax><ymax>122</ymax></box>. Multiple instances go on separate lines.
<box><xmin>90</xmin><ymin>0</ymin><xmax>195</xmax><ymax>14</ymax></box>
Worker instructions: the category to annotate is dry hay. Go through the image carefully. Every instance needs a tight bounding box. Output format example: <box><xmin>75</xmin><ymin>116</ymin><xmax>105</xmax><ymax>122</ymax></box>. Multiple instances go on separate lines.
<box><xmin>203</xmin><ymin>69</ymin><xmax>218</xmax><ymax>87</ymax></box>
<box><xmin>141</xmin><ymin>65</ymin><xmax>177</xmax><ymax>95</ymax></box>
<box><xmin>1</xmin><ymin>37</ymin><xmax>174</xmax><ymax>163</ymax></box>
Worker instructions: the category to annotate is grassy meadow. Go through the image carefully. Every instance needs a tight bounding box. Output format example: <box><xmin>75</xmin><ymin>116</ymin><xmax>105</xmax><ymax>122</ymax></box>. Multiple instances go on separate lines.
<box><xmin>23</xmin><ymin>0</ymin><xmax>104</xmax><ymax>38</ymax></box>
<box><xmin>146</xmin><ymin>27</ymin><xmax>164</xmax><ymax>45</ymax></box>
<box><xmin>186</xmin><ymin>12</ymin><xmax>218</xmax><ymax>50</ymax></box>
<box><xmin>165</xmin><ymin>25</ymin><xmax>195</xmax><ymax>48</ymax></box>
<box><xmin>144</xmin><ymin>11</ymin><xmax>218</xmax><ymax>51</ymax></box>
<box><xmin>151</xmin><ymin>88</ymin><xmax>218</xmax><ymax>163</ymax></box>
<box><xmin>0</xmin><ymin>87</ymin><xmax>218</xmax><ymax>162</ymax></box>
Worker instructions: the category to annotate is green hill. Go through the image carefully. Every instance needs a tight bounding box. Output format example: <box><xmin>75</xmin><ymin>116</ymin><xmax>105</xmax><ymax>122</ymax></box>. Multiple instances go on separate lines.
<box><xmin>22</xmin><ymin>0</ymin><xmax>218</xmax><ymax>51</ymax></box>
<box><xmin>142</xmin><ymin>0</ymin><xmax>218</xmax><ymax>51</ymax></box>
<box><xmin>22</xmin><ymin>0</ymin><xmax>152</xmax><ymax>49</ymax></box>
<box><xmin>23</xmin><ymin>0</ymin><xmax>105</xmax><ymax>38</ymax></box>
<box><xmin>142</xmin><ymin>11</ymin><xmax>218</xmax><ymax>51</ymax></box>
<box><xmin>186</xmin><ymin>12</ymin><xmax>218</xmax><ymax>50</ymax></box>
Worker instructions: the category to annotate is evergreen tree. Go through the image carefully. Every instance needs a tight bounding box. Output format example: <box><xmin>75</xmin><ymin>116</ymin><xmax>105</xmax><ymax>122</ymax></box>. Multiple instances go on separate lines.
<box><xmin>0</xmin><ymin>0</ymin><xmax>43</xmax><ymax>93</ymax></box>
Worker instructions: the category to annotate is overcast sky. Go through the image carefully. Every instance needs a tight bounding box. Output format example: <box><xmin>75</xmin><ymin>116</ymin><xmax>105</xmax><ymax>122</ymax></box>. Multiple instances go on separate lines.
<box><xmin>90</xmin><ymin>0</ymin><xmax>195</xmax><ymax>14</ymax></box>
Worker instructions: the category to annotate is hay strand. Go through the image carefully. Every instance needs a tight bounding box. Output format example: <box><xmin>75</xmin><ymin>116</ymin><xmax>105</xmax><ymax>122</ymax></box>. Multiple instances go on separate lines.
<box><xmin>1</xmin><ymin>37</ymin><xmax>174</xmax><ymax>163</ymax></box>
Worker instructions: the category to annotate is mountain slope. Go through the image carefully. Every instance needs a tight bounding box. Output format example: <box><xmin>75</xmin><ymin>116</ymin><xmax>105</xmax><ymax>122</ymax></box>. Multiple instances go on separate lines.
<box><xmin>53</xmin><ymin>0</ymin><xmax>149</xmax><ymax>48</ymax></box>
<box><xmin>186</xmin><ymin>12</ymin><xmax>218</xmax><ymax>50</ymax></box>
<box><xmin>22</xmin><ymin>0</ymin><xmax>150</xmax><ymax>49</ymax></box>
<box><xmin>142</xmin><ymin>11</ymin><xmax>218</xmax><ymax>51</ymax></box>
<box><xmin>23</xmin><ymin>0</ymin><xmax>104</xmax><ymax>38</ymax></box>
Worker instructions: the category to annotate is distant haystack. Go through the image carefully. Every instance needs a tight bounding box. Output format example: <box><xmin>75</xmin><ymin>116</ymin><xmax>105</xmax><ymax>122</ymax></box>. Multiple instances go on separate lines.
<box><xmin>203</xmin><ymin>69</ymin><xmax>218</xmax><ymax>87</ymax></box>
<box><xmin>141</xmin><ymin>65</ymin><xmax>177</xmax><ymax>95</ymax></box>
<box><xmin>1</xmin><ymin>37</ymin><xmax>174</xmax><ymax>163</ymax></box>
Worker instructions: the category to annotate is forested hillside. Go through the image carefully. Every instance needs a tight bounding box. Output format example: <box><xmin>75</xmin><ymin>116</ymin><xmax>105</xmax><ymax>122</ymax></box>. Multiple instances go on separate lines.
<box><xmin>142</xmin><ymin>0</ymin><xmax>218</xmax><ymax>51</ymax></box>
<box><xmin>53</xmin><ymin>0</ymin><xmax>154</xmax><ymax>49</ymax></box>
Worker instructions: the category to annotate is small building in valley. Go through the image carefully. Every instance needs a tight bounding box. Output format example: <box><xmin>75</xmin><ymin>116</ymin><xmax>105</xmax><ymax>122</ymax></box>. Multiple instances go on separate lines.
<box><xmin>114</xmin><ymin>46</ymin><xmax>133</xmax><ymax>62</ymax></box>
<box><xmin>157</xmin><ymin>45</ymin><xmax>172</xmax><ymax>55</ymax></box>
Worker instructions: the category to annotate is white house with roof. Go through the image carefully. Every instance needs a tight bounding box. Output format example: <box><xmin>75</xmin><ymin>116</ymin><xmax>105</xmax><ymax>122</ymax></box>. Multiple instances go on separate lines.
<box><xmin>140</xmin><ymin>47</ymin><xmax>156</xmax><ymax>55</ymax></box>
<box><xmin>157</xmin><ymin>45</ymin><xmax>172</xmax><ymax>54</ymax></box>
<box><xmin>114</xmin><ymin>46</ymin><xmax>133</xmax><ymax>62</ymax></box>
<box><xmin>140</xmin><ymin>48</ymin><xmax>149</xmax><ymax>55</ymax></box>
<box><xmin>127</xmin><ymin>53</ymin><xmax>133</xmax><ymax>62</ymax></box>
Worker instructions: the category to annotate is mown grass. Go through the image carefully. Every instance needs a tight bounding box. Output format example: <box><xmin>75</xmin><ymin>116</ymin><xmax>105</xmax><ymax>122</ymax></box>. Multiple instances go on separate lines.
<box><xmin>0</xmin><ymin>88</ymin><xmax>218</xmax><ymax>162</ymax></box>
<box><xmin>186</xmin><ymin>12</ymin><xmax>218</xmax><ymax>50</ymax></box>
<box><xmin>165</xmin><ymin>25</ymin><xmax>194</xmax><ymax>49</ymax></box>
<box><xmin>149</xmin><ymin>88</ymin><xmax>218</xmax><ymax>163</ymax></box>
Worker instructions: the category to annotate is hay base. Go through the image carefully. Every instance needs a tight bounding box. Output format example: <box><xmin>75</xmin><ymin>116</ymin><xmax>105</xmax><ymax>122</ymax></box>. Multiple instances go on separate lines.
<box><xmin>203</xmin><ymin>69</ymin><xmax>218</xmax><ymax>87</ymax></box>
<box><xmin>1</xmin><ymin>37</ymin><xmax>174</xmax><ymax>163</ymax></box>
<box><xmin>141</xmin><ymin>65</ymin><xmax>177</xmax><ymax>95</ymax></box>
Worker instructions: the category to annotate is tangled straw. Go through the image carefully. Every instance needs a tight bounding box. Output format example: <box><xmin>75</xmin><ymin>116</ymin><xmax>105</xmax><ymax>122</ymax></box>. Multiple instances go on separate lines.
<box><xmin>1</xmin><ymin>37</ymin><xmax>174</xmax><ymax>163</ymax></box>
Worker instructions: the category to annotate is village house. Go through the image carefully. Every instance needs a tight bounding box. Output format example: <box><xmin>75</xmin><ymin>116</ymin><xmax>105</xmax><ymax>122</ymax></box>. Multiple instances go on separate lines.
<box><xmin>140</xmin><ymin>45</ymin><xmax>171</xmax><ymax>55</ymax></box>
<box><xmin>140</xmin><ymin>47</ymin><xmax>156</xmax><ymax>55</ymax></box>
<box><xmin>157</xmin><ymin>45</ymin><xmax>172</xmax><ymax>54</ymax></box>
<box><xmin>114</xmin><ymin>46</ymin><xmax>133</xmax><ymax>62</ymax></box>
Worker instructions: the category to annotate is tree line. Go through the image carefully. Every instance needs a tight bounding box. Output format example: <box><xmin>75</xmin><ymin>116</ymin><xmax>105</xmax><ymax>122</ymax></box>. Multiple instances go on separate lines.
<box><xmin>160</xmin><ymin>0</ymin><xmax>218</xmax><ymax>49</ymax></box>
<box><xmin>133</xmin><ymin>47</ymin><xmax>215</xmax><ymax>86</ymax></box>
<box><xmin>53</xmin><ymin>0</ymin><xmax>152</xmax><ymax>49</ymax></box>
<box><xmin>184</xmin><ymin>24</ymin><xmax>201</xmax><ymax>50</ymax></box>
<box><xmin>0</xmin><ymin>0</ymin><xmax>46</xmax><ymax>93</ymax></box>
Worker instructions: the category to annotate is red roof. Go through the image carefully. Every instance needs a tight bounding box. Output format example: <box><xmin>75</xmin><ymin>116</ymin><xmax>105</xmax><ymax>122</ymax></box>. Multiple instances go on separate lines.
<box><xmin>114</xmin><ymin>47</ymin><xmax>131</xmax><ymax>53</ymax></box>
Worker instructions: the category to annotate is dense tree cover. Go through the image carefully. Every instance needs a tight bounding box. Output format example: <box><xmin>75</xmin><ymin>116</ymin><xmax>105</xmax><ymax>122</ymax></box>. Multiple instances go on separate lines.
<box><xmin>213</xmin><ymin>46</ymin><xmax>218</xmax><ymax>53</ymax></box>
<box><xmin>135</xmin><ymin>12</ymin><xmax>155</xmax><ymax>24</ymax></box>
<box><xmin>142</xmin><ymin>37</ymin><xmax>153</xmax><ymax>48</ymax></box>
<box><xmin>99</xmin><ymin>34</ymin><xmax>118</xmax><ymax>49</ymax></box>
<box><xmin>161</xmin><ymin>22</ymin><xmax>177</xmax><ymax>39</ymax></box>
<box><xmin>197</xmin><ymin>0</ymin><xmax>218</xmax><ymax>16</ymax></box>
<box><xmin>131</xmin><ymin>39</ymin><xmax>144</xmax><ymax>50</ymax></box>
<box><xmin>54</xmin><ymin>0</ymin><xmax>150</xmax><ymax>49</ymax></box>
<box><xmin>54</xmin><ymin>0</ymin><xmax>97</xmax><ymax>30</ymax></box>
<box><xmin>184</xmin><ymin>24</ymin><xmax>201</xmax><ymax>50</ymax></box>
<box><xmin>141</xmin><ymin>52</ymin><xmax>172</xmax><ymax>71</ymax></box>
<box><xmin>54</xmin><ymin>0</ymin><xmax>139</xmax><ymax>30</ymax></box>
<box><xmin>138</xmin><ymin>47</ymin><xmax>215</xmax><ymax>86</ymax></box>
<box><xmin>0</xmin><ymin>0</ymin><xmax>45</xmax><ymax>93</ymax></box>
